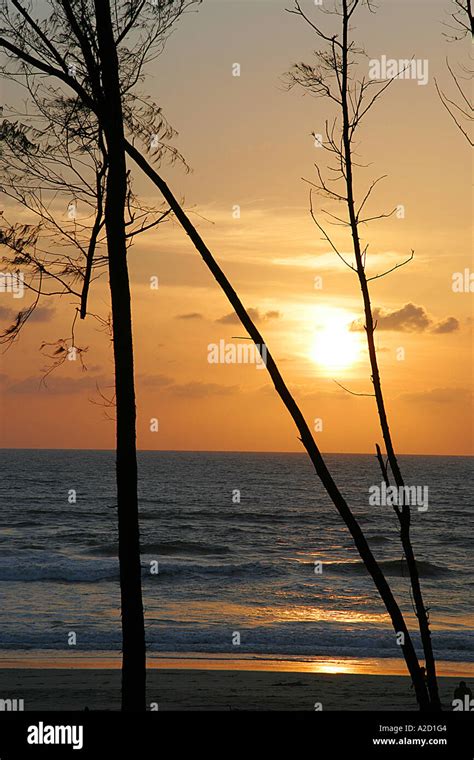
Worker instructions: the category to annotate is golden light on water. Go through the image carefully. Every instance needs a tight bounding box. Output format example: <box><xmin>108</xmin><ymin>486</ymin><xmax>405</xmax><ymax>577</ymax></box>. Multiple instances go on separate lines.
<box><xmin>317</xmin><ymin>663</ymin><xmax>351</xmax><ymax>674</ymax></box>
<box><xmin>148</xmin><ymin>599</ymin><xmax>386</xmax><ymax>626</ymax></box>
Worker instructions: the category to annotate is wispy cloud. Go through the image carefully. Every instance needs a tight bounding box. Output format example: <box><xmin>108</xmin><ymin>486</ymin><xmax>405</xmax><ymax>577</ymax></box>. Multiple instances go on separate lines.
<box><xmin>167</xmin><ymin>381</ymin><xmax>239</xmax><ymax>398</ymax></box>
<box><xmin>0</xmin><ymin>305</ymin><xmax>56</xmax><ymax>324</ymax></box>
<box><xmin>138</xmin><ymin>374</ymin><xmax>174</xmax><ymax>388</ymax></box>
<box><xmin>5</xmin><ymin>373</ymin><xmax>111</xmax><ymax>395</ymax></box>
<box><xmin>400</xmin><ymin>387</ymin><xmax>472</xmax><ymax>404</ymax></box>
<box><xmin>216</xmin><ymin>308</ymin><xmax>281</xmax><ymax>325</ymax></box>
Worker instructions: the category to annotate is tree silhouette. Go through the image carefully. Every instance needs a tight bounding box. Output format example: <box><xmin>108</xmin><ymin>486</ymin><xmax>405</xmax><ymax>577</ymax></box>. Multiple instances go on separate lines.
<box><xmin>285</xmin><ymin>0</ymin><xmax>441</xmax><ymax>709</ymax></box>
<box><xmin>0</xmin><ymin>0</ymin><xmax>194</xmax><ymax>711</ymax></box>
<box><xmin>0</xmin><ymin>0</ymin><xmax>437</xmax><ymax>710</ymax></box>
<box><xmin>435</xmin><ymin>0</ymin><xmax>473</xmax><ymax>145</ymax></box>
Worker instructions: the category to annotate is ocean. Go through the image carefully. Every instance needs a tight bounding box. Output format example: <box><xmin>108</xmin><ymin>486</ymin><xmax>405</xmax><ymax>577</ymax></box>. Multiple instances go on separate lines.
<box><xmin>0</xmin><ymin>449</ymin><xmax>472</xmax><ymax>666</ymax></box>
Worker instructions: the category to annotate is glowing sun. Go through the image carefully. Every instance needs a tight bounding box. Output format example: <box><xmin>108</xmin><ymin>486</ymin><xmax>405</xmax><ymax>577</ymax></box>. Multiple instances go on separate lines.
<box><xmin>310</xmin><ymin>319</ymin><xmax>362</xmax><ymax>371</ymax></box>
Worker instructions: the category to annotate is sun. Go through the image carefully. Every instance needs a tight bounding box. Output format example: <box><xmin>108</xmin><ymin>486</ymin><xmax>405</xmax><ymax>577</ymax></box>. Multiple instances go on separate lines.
<box><xmin>310</xmin><ymin>318</ymin><xmax>362</xmax><ymax>372</ymax></box>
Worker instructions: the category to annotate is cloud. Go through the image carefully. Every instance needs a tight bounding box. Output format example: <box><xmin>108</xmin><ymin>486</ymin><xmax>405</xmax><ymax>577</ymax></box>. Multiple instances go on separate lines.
<box><xmin>216</xmin><ymin>308</ymin><xmax>259</xmax><ymax>325</ymax></box>
<box><xmin>430</xmin><ymin>316</ymin><xmax>459</xmax><ymax>334</ymax></box>
<box><xmin>271</xmin><ymin>250</ymin><xmax>407</xmax><ymax>273</ymax></box>
<box><xmin>138</xmin><ymin>375</ymin><xmax>238</xmax><ymax>398</ymax></box>
<box><xmin>4</xmin><ymin>372</ymin><xmax>237</xmax><ymax>400</ymax></box>
<box><xmin>0</xmin><ymin>306</ymin><xmax>55</xmax><ymax>324</ymax></box>
<box><xmin>28</xmin><ymin>307</ymin><xmax>56</xmax><ymax>323</ymax></box>
<box><xmin>0</xmin><ymin>306</ymin><xmax>14</xmax><ymax>321</ymax></box>
<box><xmin>6</xmin><ymin>373</ymin><xmax>111</xmax><ymax>395</ymax></box>
<box><xmin>138</xmin><ymin>374</ymin><xmax>173</xmax><ymax>388</ymax></box>
<box><xmin>373</xmin><ymin>303</ymin><xmax>431</xmax><ymax>332</ymax></box>
<box><xmin>168</xmin><ymin>381</ymin><xmax>239</xmax><ymax>398</ymax></box>
<box><xmin>351</xmin><ymin>303</ymin><xmax>459</xmax><ymax>334</ymax></box>
<box><xmin>399</xmin><ymin>387</ymin><xmax>472</xmax><ymax>405</ymax></box>
<box><xmin>296</xmin><ymin>387</ymin><xmax>354</xmax><ymax>402</ymax></box>
<box><xmin>175</xmin><ymin>312</ymin><xmax>203</xmax><ymax>320</ymax></box>
<box><xmin>216</xmin><ymin>308</ymin><xmax>281</xmax><ymax>325</ymax></box>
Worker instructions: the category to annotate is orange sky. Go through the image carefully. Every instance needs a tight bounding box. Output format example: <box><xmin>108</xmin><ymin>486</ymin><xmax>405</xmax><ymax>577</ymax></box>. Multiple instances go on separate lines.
<box><xmin>0</xmin><ymin>0</ymin><xmax>472</xmax><ymax>455</ymax></box>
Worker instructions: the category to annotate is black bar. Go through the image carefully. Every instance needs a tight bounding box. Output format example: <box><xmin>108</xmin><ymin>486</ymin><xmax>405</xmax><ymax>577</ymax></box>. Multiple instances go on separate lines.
<box><xmin>0</xmin><ymin>711</ymin><xmax>472</xmax><ymax>759</ymax></box>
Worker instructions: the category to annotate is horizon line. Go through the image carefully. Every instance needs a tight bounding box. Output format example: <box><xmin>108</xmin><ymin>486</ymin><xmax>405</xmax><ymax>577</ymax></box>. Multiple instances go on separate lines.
<box><xmin>0</xmin><ymin>447</ymin><xmax>472</xmax><ymax>458</ymax></box>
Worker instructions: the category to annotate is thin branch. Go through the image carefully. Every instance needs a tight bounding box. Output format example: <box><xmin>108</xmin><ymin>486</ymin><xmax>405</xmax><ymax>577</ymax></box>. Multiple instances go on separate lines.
<box><xmin>367</xmin><ymin>250</ymin><xmax>414</xmax><ymax>282</ymax></box>
<box><xmin>333</xmin><ymin>379</ymin><xmax>375</xmax><ymax>397</ymax></box>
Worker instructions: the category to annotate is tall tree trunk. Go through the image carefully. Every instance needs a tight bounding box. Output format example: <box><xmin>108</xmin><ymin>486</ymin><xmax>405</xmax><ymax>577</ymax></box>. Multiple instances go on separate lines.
<box><xmin>94</xmin><ymin>1</ymin><xmax>146</xmax><ymax>711</ymax></box>
<box><xmin>124</xmin><ymin>139</ymin><xmax>431</xmax><ymax>711</ymax></box>
<box><xmin>340</xmin><ymin>0</ymin><xmax>440</xmax><ymax>710</ymax></box>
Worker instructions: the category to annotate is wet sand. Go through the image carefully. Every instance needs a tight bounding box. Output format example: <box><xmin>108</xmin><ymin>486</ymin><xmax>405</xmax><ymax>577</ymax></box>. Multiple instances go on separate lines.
<box><xmin>0</xmin><ymin>667</ymin><xmax>467</xmax><ymax>711</ymax></box>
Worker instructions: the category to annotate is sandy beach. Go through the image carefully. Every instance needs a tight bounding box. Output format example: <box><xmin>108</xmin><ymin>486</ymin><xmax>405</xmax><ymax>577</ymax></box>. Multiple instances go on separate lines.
<box><xmin>0</xmin><ymin>663</ymin><xmax>469</xmax><ymax>711</ymax></box>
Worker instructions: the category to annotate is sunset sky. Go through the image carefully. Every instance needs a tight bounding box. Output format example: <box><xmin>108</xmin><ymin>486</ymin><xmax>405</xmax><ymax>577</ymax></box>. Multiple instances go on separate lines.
<box><xmin>0</xmin><ymin>0</ymin><xmax>472</xmax><ymax>455</ymax></box>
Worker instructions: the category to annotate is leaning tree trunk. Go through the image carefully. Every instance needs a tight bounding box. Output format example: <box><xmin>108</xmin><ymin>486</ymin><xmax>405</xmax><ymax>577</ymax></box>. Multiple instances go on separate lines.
<box><xmin>95</xmin><ymin>0</ymin><xmax>146</xmax><ymax>711</ymax></box>
<box><xmin>124</xmin><ymin>139</ymin><xmax>431</xmax><ymax>711</ymax></box>
<box><xmin>339</xmin><ymin>0</ymin><xmax>440</xmax><ymax>710</ymax></box>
